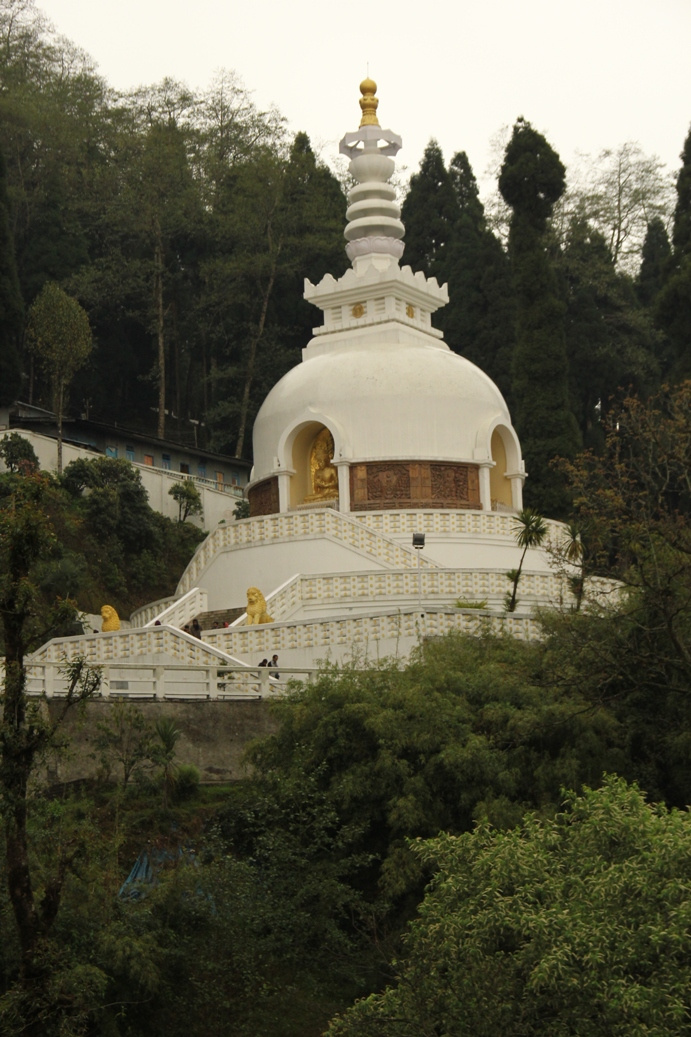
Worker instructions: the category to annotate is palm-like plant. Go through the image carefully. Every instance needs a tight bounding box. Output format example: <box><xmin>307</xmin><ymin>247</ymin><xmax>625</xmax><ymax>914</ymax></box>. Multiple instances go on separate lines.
<box><xmin>506</xmin><ymin>508</ymin><xmax>548</xmax><ymax>612</ymax></box>
<box><xmin>563</xmin><ymin>521</ymin><xmax>586</xmax><ymax>610</ymax></box>
<box><xmin>153</xmin><ymin>717</ymin><xmax>180</xmax><ymax>808</ymax></box>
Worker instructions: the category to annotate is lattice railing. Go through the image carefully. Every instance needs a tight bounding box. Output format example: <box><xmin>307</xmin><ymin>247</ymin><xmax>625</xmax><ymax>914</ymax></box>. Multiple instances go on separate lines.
<box><xmin>355</xmin><ymin>509</ymin><xmax>567</xmax><ymax>541</ymax></box>
<box><xmin>205</xmin><ymin>606</ymin><xmax>541</xmax><ymax>657</ymax></box>
<box><xmin>262</xmin><ymin>567</ymin><xmax>568</xmax><ymax>622</ymax></box>
<box><xmin>255</xmin><ymin>568</ymin><xmax>568</xmax><ymax>622</ymax></box>
<box><xmin>28</xmin><ymin>625</ymin><xmax>239</xmax><ymax>668</ymax></box>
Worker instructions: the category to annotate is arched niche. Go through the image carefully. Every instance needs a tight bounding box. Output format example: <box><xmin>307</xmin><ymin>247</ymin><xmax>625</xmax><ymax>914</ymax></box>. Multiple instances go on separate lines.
<box><xmin>289</xmin><ymin>422</ymin><xmax>338</xmax><ymax>508</ymax></box>
<box><xmin>489</xmin><ymin>426</ymin><xmax>514</xmax><ymax>510</ymax></box>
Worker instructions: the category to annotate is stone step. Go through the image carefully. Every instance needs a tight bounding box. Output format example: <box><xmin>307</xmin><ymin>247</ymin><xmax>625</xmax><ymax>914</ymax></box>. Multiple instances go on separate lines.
<box><xmin>196</xmin><ymin>607</ymin><xmax>244</xmax><ymax>630</ymax></box>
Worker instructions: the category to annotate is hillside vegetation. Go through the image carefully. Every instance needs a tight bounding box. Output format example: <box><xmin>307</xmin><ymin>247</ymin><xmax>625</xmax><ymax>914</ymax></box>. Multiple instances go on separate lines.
<box><xmin>1</xmin><ymin>2</ymin><xmax>691</xmax><ymax>1033</ymax></box>
<box><xmin>0</xmin><ymin>456</ymin><xmax>204</xmax><ymax>643</ymax></box>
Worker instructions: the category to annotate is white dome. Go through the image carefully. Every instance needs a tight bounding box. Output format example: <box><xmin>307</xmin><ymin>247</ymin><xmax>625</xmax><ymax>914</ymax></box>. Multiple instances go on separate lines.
<box><xmin>252</xmin><ymin>333</ymin><xmax>514</xmax><ymax>478</ymax></box>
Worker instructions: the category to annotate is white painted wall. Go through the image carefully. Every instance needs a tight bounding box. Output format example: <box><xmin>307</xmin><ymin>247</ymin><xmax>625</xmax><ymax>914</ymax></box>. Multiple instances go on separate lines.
<box><xmin>185</xmin><ymin>523</ymin><xmax>564</xmax><ymax>612</ymax></box>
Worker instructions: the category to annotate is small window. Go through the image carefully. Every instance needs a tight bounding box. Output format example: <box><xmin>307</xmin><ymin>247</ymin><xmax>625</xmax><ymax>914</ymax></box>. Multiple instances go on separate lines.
<box><xmin>162</xmin><ymin>453</ymin><xmax>171</xmax><ymax>470</ymax></box>
<box><xmin>180</xmin><ymin>463</ymin><xmax>190</xmax><ymax>474</ymax></box>
<box><xmin>106</xmin><ymin>445</ymin><xmax>118</xmax><ymax>459</ymax></box>
<box><xmin>125</xmin><ymin>445</ymin><xmax>135</xmax><ymax>462</ymax></box>
<box><xmin>143</xmin><ymin>454</ymin><xmax>154</xmax><ymax>467</ymax></box>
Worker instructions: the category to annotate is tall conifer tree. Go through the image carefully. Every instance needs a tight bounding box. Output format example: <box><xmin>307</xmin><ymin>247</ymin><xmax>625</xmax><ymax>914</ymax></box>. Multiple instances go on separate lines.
<box><xmin>444</xmin><ymin>151</ymin><xmax>515</xmax><ymax>398</ymax></box>
<box><xmin>401</xmin><ymin>139</ymin><xmax>458</xmax><ymax>279</ymax></box>
<box><xmin>636</xmin><ymin>218</ymin><xmax>672</xmax><ymax>307</ymax></box>
<box><xmin>559</xmin><ymin>220</ymin><xmax>658</xmax><ymax>448</ymax></box>
<box><xmin>655</xmin><ymin>125</ymin><xmax>691</xmax><ymax>378</ymax></box>
<box><xmin>499</xmin><ymin>119</ymin><xmax>580</xmax><ymax>516</ymax></box>
<box><xmin>0</xmin><ymin>147</ymin><xmax>24</xmax><ymax>405</ymax></box>
<box><xmin>671</xmin><ymin>126</ymin><xmax>691</xmax><ymax>256</ymax></box>
<box><xmin>402</xmin><ymin>145</ymin><xmax>515</xmax><ymax>398</ymax></box>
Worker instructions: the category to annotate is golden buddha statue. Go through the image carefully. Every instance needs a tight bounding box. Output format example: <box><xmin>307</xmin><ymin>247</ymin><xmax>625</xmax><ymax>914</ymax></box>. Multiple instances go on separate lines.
<box><xmin>305</xmin><ymin>428</ymin><xmax>338</xmax><ymax>501</ymax></box>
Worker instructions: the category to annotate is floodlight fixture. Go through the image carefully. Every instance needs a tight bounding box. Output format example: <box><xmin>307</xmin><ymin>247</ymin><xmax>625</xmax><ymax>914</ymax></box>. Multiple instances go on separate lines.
<box><xmin>412</xmin><ymin>533</ymin><xmax>426</xmax><ymax>618</ymax></box>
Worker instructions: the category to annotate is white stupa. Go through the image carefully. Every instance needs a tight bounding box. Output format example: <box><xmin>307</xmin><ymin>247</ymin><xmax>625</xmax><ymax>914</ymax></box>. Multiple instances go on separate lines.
<box><xmin>30</xmin><ymin>81</ymin><xmax>573</xmax><ymax>690</ymax></box>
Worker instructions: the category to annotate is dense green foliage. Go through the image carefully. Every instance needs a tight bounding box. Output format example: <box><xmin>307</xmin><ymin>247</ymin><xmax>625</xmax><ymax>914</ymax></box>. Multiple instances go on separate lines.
<box><xmin>26</xmin><ymin>282</ymin><xmax>92</xmax><ymax>472</ymax></box>
<box><xmin>0</xmin><ymin>145</ymin><xmax>23</xmax><ymax>405</ymax></box>
<box><xmin>552</xmin><ymin>382</ymin><xmax>691</xmax><ymax>807</ymax></box>
<box><xmin>328</xmin><ymin>777</ymin><xmax>691</xmax><ymax>1037</ymax></box>
<box><xmin>655</xmin><ymin>127</ymin><xmax>691</xmax><ymax>379</ymax></box>
<box><xmin>247</xmin><ymin>634</ymin><xmax>620</xmax><ymax>919</ymax></box>
<box><xmin>0</xmin><ymin>433</ymin><xmax>38</xmax><ymax>473</ymax></box>
<box><xmin>0</xmin><ymin>459</ymin><xmax>204</xmax><ymax>630</ymax></box>
<box><xmin>168</xmin><ymin>479</ymin><xmax>203</xmax><ymax>522</ymax></box>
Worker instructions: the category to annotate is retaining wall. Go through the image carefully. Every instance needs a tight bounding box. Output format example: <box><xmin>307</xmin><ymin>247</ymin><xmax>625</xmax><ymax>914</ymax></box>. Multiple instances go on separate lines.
<box><xmin>44</xmin><ymin>698</ymin><xmax>279</xmax><ymax>786</ymax></box>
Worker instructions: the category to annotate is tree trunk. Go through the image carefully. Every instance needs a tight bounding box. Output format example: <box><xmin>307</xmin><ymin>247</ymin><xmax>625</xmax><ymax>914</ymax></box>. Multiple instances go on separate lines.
<box><xmin>56</xmin><ymin>379</ymin><xmax>64</xmax><ymax>475</ymax></box>
<box><xmin>234</xmin><ymin>251</ymin><xmax>279</xmax><ymax>458</ymax></box>
<box><xmin>1</xmin><ymin>597</ymin><xmax>41</xmax><ymax>972</ymax></box>
<box><xmin>507</xmin><ymin>543</ymin><xmax>529</xmax><ymax>613</ymax></box>
<box><xmin>154</xmin><ymin>220</ymin><xmax>166</xmax><ymax>440</ymax></box>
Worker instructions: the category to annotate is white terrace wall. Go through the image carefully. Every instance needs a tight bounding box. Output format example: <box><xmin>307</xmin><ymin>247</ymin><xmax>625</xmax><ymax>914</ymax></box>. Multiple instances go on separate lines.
<box><xmin>357</xmin><ymin>510</ymin><xmax>566</xmax><ymax>571</ymax></box>
<box><xmin>203</xmin><ymin>607</ymin><xmax>542</xmax><ymax>669</ymax></box>
<box><xmin>176</xmin><ymin>509</ymin><xmax>440</xmax><ymax>611</ymax></box>
<box><xmin>173</xmin><ymin>508</ymin><xmax>567</xmax><ymax>615</ymax></box>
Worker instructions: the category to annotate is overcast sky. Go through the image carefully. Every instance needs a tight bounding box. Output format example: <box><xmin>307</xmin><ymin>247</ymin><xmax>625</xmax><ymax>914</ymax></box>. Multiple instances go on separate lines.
<box><xmin>38</xmin><ymin>0</ymin><xmax>691</xmax><ymax>194</ymax></box>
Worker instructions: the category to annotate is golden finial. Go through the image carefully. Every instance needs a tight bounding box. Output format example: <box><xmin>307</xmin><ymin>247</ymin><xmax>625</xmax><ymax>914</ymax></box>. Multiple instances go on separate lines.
<box><xmin>359</xmin><ymin>77</ymin><xmax>380</xmax><ymax>127</ymax></box>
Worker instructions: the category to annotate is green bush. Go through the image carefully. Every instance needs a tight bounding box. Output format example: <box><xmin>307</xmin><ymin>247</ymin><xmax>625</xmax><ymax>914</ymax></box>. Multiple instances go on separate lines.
<box><xmin>174</xmin><ymin>764</ymin><xmax>201</xmax><ymax>801</ymax></box>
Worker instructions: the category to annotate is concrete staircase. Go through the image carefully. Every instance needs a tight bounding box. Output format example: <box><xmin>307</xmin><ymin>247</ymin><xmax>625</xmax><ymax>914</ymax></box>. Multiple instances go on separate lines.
<box><xmin>196</xmin><ymin>607</ymin><xmax>245</xmax><ymax>629</ymax></box>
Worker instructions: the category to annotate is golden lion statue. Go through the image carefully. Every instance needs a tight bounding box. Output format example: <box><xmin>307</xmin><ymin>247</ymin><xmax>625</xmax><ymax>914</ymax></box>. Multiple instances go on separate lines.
<box><xmin>101</xmin><ymin>605</ymin><xmax>120</xmax><ymax>632</ymax></box>
<box><xmin>246</xmin><ymin>587</ymin><xmax>272</xmax><ymax>625</ymax></box>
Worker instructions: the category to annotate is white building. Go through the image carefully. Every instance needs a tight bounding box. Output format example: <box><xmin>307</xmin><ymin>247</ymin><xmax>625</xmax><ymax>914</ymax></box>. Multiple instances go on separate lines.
<box><xmin>0</xmin><ymin>406</ymin><xmax>249</xmax><ymax>530</ymax></box>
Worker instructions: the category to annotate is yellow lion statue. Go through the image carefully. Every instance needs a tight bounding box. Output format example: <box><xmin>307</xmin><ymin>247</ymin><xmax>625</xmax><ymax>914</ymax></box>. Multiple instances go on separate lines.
<box><xmin>101</xmin><ymin>605</ymin><xmax>120</xmax><ymax>632</ymax></box>
<box><xmin>246</xmin><ymin>587</ymin><xmax>272</xmax><ymax>625</ymax></box>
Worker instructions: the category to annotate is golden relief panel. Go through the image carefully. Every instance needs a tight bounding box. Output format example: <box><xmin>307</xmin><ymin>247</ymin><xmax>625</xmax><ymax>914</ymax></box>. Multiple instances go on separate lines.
<box><xmin>350</xmin><ymin>462</ymin><xmax>480</xmax><ymax>511</ymax></box>
<box><xmin>431</xmin><ymin>464</ymin><xmax>470</xmax><ymax>500</ymax></box>
<box><xmin>248</xmin><ymin>477</ymin><xmax>279</xmax><ymax>517</ymax></box>
<box><xmin>368</xmin><ymin>464</ymin><xmax>411</xmax><ymax>500</ymax></box>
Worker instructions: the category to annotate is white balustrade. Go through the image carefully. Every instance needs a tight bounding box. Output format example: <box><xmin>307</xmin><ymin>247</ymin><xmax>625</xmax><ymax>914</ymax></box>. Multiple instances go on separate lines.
<box><xmin>23</xmin><ymin>661</ymin><xmax>305</xmax><ymax>700</ymax></box>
